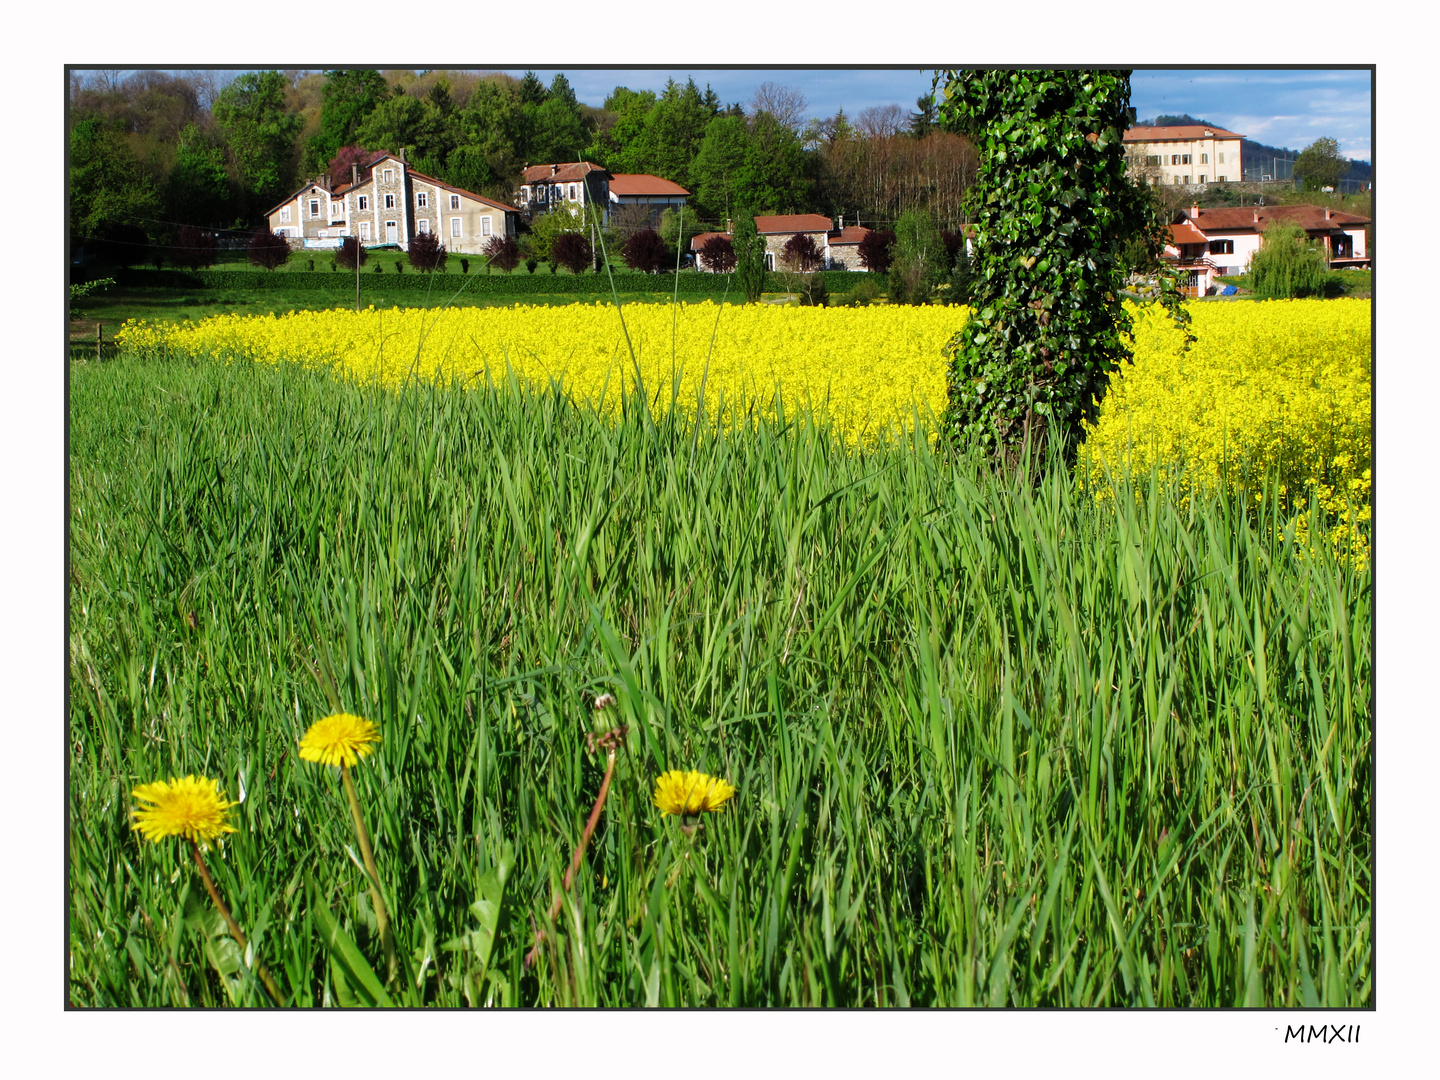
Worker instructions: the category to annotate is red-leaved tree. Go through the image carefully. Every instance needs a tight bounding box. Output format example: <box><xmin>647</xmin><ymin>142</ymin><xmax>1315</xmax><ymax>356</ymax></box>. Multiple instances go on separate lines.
<box><xmin>407</xmin><ymin>230</ymin><xmax>448</xmax><ymax>272</ymax></box>
<box><xmin>175</xmin><ymin>225</ymin><xmax>218</xmax><ymax>270</ymax></box>
<box><xmin>328</xmin><ymin>146</ymin><xmax>375</xmax><ymax>185</ymax></box>
<box><xmin>551</xmin><ymin>232</ymin><xmax>593</xmax><ymax>274</ymax></box>
<box><xmin>337</xmin><ymin>235</ymin><xmax>367</xmax><ymax>270</ymax></box>
<box><xmin>699</xmin><ymin>234</ymin><xmax>736</xmax><ymax>273</ymax></box>
<box><xmin>857</xmin><ymin>229</ymin><xmax>896</xmax><ymax>273</ymax></box>
<box><xmin>483</xmin><ymin>235</ymin><xmax>521</xmax><ymax>273</ymax></box>
<box><xmin>622</xmin><ymin>229</ymin><xmax>671</xmax><ymax>273</ymax></box>
<box><xmin>781</xmin><ymin>232</ymin><xmax>823</xmax><ymax>272</ymax></box>
<box><xmin>248</xmin><ymin>227</ymin><xmax>291</xmax><ymax>271</ymax></box>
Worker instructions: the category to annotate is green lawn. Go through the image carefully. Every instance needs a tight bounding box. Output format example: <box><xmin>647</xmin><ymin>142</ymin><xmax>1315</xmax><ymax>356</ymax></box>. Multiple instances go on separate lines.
<box><xmin>1214</xmin><ymin>268</ymin><xmax>1372</xmax><ymax>300</ymax></box>
<box><xmin>68</xmin><ymin>347</ymin><xmax>1372</xmax><ymax>1007</ymax></box>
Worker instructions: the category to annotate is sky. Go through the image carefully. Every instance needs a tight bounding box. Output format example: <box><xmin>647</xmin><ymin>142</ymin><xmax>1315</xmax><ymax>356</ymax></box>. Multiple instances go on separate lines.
<box><xmin>498</xmin><ymin>67</ymin><xmax>1372</xmax><ymax>162</ymax></box>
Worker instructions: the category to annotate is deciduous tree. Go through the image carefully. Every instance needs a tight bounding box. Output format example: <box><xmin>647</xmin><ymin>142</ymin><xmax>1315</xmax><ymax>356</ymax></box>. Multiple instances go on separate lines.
<box><xmin>483</xmin><ymin>234</ymin><xmax>521</xmax><ymax>273</ymax></box>
<box><xmin>175</xmin><ymin>225</ymin><xmax>219</xmax><ymax>270</ymax></box>
<box><xmin>1294</xmin><ymin>136</ymin><xmax>1347</xmax><ymax>192</ymax></box>
<box><xmin>212</xmin><ymin>70</ymin><xmax>302</xmax><ymax>212</ymax></box>
<box><xmin>856</xmin><ymin>229</ymin><xmax>895</xmax><ymax>273</ymax></box>
<box><xmin>309</xmin><ymin>69</ymin><xmax>391</xmax><ymax>173</ymax></box>
<box><xmin>552</xmin><ymin>231</ymin><xmax>593</xmax><ymax>273</ymax></box>
<box><xmin>336</xmin><ymin>234</ymin><xmax>367</xmax><ymax>270</ymax></box>
<box><xmin>699</xmin><ymin>234</ymin><xmax>736</xmax><ymax>273</ymax></box>
<box><xmin>407</xmin><ymin>230</ymin><xmax>447</xmax><ymax>272</ymax></box>
<box><xmin>780</xmin><ymin>232</ymin><xmax>822</xmax><ymax>272</ymax></box>
<box><xmin>248</xmin><ymin>226</ymin><xmax>292</xmax><ymax>271</ymax></box>
<box><xmin>621</xmin><ymin>229</ymin><xmax>670</xmax><ymax>273</ymax></box>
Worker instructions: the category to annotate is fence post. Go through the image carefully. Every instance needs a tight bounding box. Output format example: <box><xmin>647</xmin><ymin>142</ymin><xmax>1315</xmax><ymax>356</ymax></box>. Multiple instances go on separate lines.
<box><xmin>97</xmin><ymin>323</ymin><xmax>102</xmax><ymax>364</ymax></box>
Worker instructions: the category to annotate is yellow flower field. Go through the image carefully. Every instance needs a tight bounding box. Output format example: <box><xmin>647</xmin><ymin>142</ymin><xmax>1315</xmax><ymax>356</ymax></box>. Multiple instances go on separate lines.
<box><xmin>117</xmin><ymin>302</ymin><xmax>962</xmax><ymax>447</ymax></box>
<box><xmin>117</xmin><ymin>298</ymin><xmax>1372</xmax><ymax>524</ymax></box>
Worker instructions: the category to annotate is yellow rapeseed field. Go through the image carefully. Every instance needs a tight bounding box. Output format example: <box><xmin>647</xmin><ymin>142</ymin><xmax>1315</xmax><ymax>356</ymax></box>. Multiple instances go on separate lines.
<box><xmin>117</xmin><ymin>298</ymin><xmax>1371</xmax><ymax>552</ymax></box>
<box><xmin>117</xmin><ymin>302</ymin><xmax>962</xmax><ymax>447</ymax></box>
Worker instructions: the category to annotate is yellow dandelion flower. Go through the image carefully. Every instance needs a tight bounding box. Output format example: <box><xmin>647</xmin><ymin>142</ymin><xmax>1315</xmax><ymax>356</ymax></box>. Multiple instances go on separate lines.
<box><xmin>653</xmin><ymin>770</ymin><xmax>737</xmax><ymax>817</ymax></box>
<box><xmin>298</xmin><ymin>712</ymin><xmax>381</xmax><ymax>768</ymax></box>
<box><xmin>131</xmin><ymin>775</ymin><xmax>239</xmax><ymax>844</ymax></box>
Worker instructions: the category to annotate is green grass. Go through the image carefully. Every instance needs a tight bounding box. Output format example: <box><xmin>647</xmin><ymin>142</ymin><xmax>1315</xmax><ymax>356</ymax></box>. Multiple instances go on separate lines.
<box><xmin>1214</xmin><ymin>268</ymin><xmax>1371</xmax><ymax>300</ymax></box>
<box><xmin>68</xmin><ymin>349</ymin><xmax>1371</xmax><ymax>1007</ymax></box>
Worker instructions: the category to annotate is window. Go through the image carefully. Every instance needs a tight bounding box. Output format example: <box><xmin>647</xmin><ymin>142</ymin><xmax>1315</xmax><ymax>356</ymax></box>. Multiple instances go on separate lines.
<box><xmin>359</xmin><ymin>221</ymin><xmax>371</xmax><ymax>241</ymax></box>
<box><xmin>764</xmin><ymin>252</ymin><xmax>775</xmax><ymax>271</ymax></box>
<box><xmin>331</xmin><ymin>202</ymin><xmax>343</xmax><ymax>218</ymax></box>
<box><xmin>1145</xmin><ymin>155</ymin><xmax>1160</xmax><ymax>167</ymax></box>
<box><xmin>358</xmin><ymin>195</ymin><xmax>370</xmax><ymax>210</ymax></box>
<box><xmin>481</xmin><ymin>216</ymin><xmax>492</xmax><ymax>237</ymax></box>
<box><xmin>417</xmin><ymin>219</ymin><xmax>429</xmax><ymax>234</ymax></box>
<box><xmin>451</xmin><ymin>217</ymin><xmax>462</xmax><ymax>237</ymax></box>
<box><xmin>1200</xmin><ymin>153</ymin><xmax>1208</xmax><ymax>164</ymax></box>
<box><xmin>417</xmin><ymin>192</ymin><xmax>428</xmax><ymax>208</ymax></box>
<box><xmin>280</xmin><ymin>206</ymin><xmax>291</xmax><ymax>222</ymax></box>
<box><xmin>1171</xmin><ymin>155</ymin><xmax>1181</xmax><ymax>165</ymax></box>
<box><xmin>385</xmin><ymin>193</ymin><xmax>396</xmax><ymax>209</ymax></box>
<box><xmin>1208</xmin><ymin>239</ymin><xmax>1234</xmax><ymax>255</ymax></box>
<box><xmin>1183</xmin><ymin>176</ymin><xmax>1191</xmax><ymax>185</ymax></box>
<box><xmin>310</xmin><ymin>199</ymin><xmax>321</xmax><ymax>218</ymax></box>
<box><xmin>1199</xmin><ymin>175</ymin><xmax>1207</xmax><ymax>184</ymax></box>
<box><xmin>1181</xmin><ymin>154</ymin><xmax>1191</xmax><ymax>165</ymax></box>
<box><xmin>1218</xmin><ymin>152</ymin><xmax>1226</xmax><ymax>163</ymax></box>
<box><xmin>569</xmin><ymin>184</ymin><xmax>577</xmax><ymax>201</ymax></box>
<box><xmin>383</xmin><ymin>169</ymin><xmax>394</xmax><ymax>184</ymax></box>
<box><xmin>1217</xmin><ymin>175</ymin><xmax>1227</xmax><ymax>183</ymax></box>
<box><xmin>449</xmin><ymin>194</ymin><xmax>460</xmax><ymax>210</ymax></box>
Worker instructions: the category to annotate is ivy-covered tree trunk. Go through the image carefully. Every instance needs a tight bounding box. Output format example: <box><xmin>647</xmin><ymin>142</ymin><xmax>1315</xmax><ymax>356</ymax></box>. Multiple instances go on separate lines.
<box><xmin>934</xmin><ymin>70</ymin><xmax>1187</xmax><ymax>466</ymax></box>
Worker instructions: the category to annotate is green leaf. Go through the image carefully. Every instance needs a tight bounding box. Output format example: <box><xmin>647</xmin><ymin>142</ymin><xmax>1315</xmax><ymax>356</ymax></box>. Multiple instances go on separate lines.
<box><xmin>311</xmin><ymin>895</ymin><xmax>393</xmax><ymax>1007</ymax></box>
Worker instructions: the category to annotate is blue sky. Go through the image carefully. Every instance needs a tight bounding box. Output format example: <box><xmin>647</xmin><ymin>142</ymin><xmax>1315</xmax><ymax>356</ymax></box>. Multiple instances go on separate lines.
<box><xmin>499</xmin><ymin>68</ymin><xmax>1373</xmax><ymax>162</ymax></box>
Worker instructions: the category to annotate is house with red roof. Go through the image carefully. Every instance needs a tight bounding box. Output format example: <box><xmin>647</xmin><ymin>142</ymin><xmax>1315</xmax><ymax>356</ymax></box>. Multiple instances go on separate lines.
<box><xmin>1164</xmin><ymin>202</ymin><xmax>1370</xmax><ymax>295</ymax></box>
<box><xmin>517</xmin><ymin>162</ymin><xmax>611</xmax><ymax>220</ymax></box>
<box><xmin>689</xmin><ymin>214</ymin><xmax>874</xmax><ymax>272</ymax></box>
<box><xmin>266</xmin><ymin>149</ymin><xmax>519</xmax><ymax>254</ymax></box>
<box><xmin>1124</xmin><ymin>124</ymin><xmax>1245</xmax><ymax>188</ymax></box>
<box><xmin>607</xmin><ymin>174</ymin><xmax>690</xmax><ymax>226</ymax></box>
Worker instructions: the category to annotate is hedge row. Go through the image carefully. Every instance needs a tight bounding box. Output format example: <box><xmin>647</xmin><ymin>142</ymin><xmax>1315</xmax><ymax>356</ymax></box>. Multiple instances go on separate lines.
<box><xmin>113</xmin><ymin>267</ymin><xmax>884</xmax><ymax>295</ymax></box>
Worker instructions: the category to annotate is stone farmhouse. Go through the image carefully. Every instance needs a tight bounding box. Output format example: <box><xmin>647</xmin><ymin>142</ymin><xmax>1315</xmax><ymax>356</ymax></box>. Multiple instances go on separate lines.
<box><xmin>689</xmin><ymin>215</ymin><xmax>873</xmax><ymax>271</ymax></box>
<box><xmin>1165</xmin><ymin>202</ymin><xmax>1371</xmax><ymax>295</ymax></box>
<box><xmin>266</xmin><ymin>150</ymin><xmax>519</xmax><ymax>254</ymax></box>
<box><xmin>607</xmin><ymin>174</ymin><xmax>690</xmax><ymax>225</ymax></box>
<box><xmin>1123</xmin><ymin>124</ymin><xmax>1244</xmax><ymax>188</ymax></box>
<box><xmin>517</xmin><ymin>162</ymin><xmax>611</xmax><ymax>220</ymax></box>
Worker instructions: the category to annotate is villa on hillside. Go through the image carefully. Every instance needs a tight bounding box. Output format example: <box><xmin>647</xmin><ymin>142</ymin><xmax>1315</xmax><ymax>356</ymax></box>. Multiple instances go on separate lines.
<box><xmin>1123</xmin><ymin>124</ymin><xmax>1244</xmax><ymax>188</ymax></box>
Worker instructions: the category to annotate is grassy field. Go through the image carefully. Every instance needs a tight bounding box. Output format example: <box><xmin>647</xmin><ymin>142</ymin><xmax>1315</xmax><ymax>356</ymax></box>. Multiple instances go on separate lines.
<box><xmin>68</xmin><ymin>346</ymin><xmax>1371</xmax><ymax>1007</ymax></box>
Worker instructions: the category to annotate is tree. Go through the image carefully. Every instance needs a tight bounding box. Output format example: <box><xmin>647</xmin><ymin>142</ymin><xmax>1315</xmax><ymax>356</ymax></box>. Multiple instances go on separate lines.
<box><xmin>739</xmin><ymin>111</ymin><xmax>812</xmax><ymax>213</ymax></box>
<box><xmin>175</xmin><ymin>225</ymin><xmax>218</xmax><ymax>270</ymax></box>
<box><xmin>1247</xmin><ymin>219</ymin><xmax>1328</xmax><ymax>298</ymax></box>
<box><xmin>552</xmin><ymin>231</ymin><xmax>593</xmax><ymax>273</ymax></box>
<box><xmin>165</xmin><ymin>123</ymin><xmax>231</xmax><ymax>226</ymax></box>
<box><xmin>248</xmin><ymin>227</ymin><xmax>291</xmax><ymax>271</ymax></box>
<box><xmin>68</xmin><ymin>115</ymin><xmax>161</xmax><ymax>249</ymax></box>
<box><xmin>621</xmin><ymin>229</ymin><xmax>670</xmax><ymax>273</ymax></box>
<box><xmin>308</xmin><ymin>69</ymin><xmax>390</xmax><ymax>173</ymax></box>
<box><xmin>699</xmin><ymin>234</ymin><xmax>736</xmax><ymax>273</ymax></box>
<box><xmin>354</xmin><ymin>93</ymin><xmax>449</xmax><ymax>172</ymax></box>
<box><xmin>731</xmin><ymin>214</ymin><xmax>767</xmax><ymax>302</ymax></box>
<box><xmin>691</xmin><ymin>115</ymin><xmax>751</xmax><ymax>220</ymax></box>
<box><xmin>780</xmin><ymin>232</ymin><xmax>823</xmax><ymax>272</ymax></box>
<box><xmin>888</xmin><ymin>208</ymin><xmax>944</xmax><ymax>304</ymax></box>
<box><xmin>750</xmin><ymin>82</ymin><xmax>806</xmax><ymax>134</ymax></box>
<box><xmin>857</xmin><ymin>229</ymin><xmax>895</xmax><ymax>273</ymax></box>
<box><xmin>328</xmin><ymin>145</ymin><xmax>376</xmax><ymax>184</ymax></box>
<box><xmin>933</xmin><ymin>69</ymin><xmax>1188</xmax><ymax>465</ymax></box>
<box><xmin>336</xmin><ymin>235</ymin><xmax>367</xmax><ymax>270</ymax></box>
<box><xmin>526</xmin><ymin>204</ymin><xmax>586</xmax><ymax>262</ymax></box>
<box><xmin>483</xmin><ymin>234</ymin><xmax>521</xmax><ymax>273</ymax></box>
<box><xmin>407</xmin><ymin>230</ymin><xmax>448</xmax><ymax>272</ymax></box>
<box><xmin>1294</xmin><ymin>136</ymin><xmax>1347</xmax><ymax>191</ymax></box>
<box><xmin>212</xmin><ymin>70</ymin><xmax>302</xmax><ymax>212</ymax></box>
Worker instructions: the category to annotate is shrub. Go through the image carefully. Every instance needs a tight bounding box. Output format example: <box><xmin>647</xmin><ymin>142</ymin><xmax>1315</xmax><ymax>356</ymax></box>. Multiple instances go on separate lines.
<box><xmin>1247</xmin><ymin>220</ymin><xmax>1329</xmax><ymax>299</ymax></box>
<box><xmin>622</xmin><ymin>229</ymin><xmax>671</xmax><ymax>274</ymax></box>
<box><xmin>731</xmin><ymin>216</ymin><xmax>766</xmax><ymax>303</ymax></box>
<box><xmin>699</xmin><ymin>234</ymin><xmax>736</xmax><ymax>273</ymax></box>
<box><xmin>525</xmin><ymin>259</ymin><xmax>538</xmax><ymax>274</ymax></box>
<box><xmin>857</xmin><ymin>229</ymin><xmax>895</xmax><ymax>274</ymax></box>
<box><xmin>175</xmin><ymin>225</ymin><xmax>219</xmax><ymax>271</ymax></box>
<box><xmin>781</xmin><ymin>232</ymin><xmax>823</xmax><ymax>273</ymax></box>
<box><xmin>247</xmin><ymin>227</ymin><xmax>291</xmax><ymax>271</ymax></box>
<box><xmin>395</xmin><ymin>260</ymin><xmax>403</xmax><ymax>274</ymax></box>
<box><xmin>552</xmin><ymin>231</ymin><xmax>594</xmax><ymax>274</ymax></box>
<box><xmin>336</xmin><ymin>236</ymin><xmax>367</xmax><ymax>271</ymax></box>
<box><xmin>460</xmin><ymin>258</ymin><xmax>470</xmax><ymax>274</ymax></box>
<box><xmin>407</xmin><ymin>231</ymin><xmax>448</xmax><ymax>273</ymax></box>
<box><xmin>484</xmin><ymin>235</ymin><xmax>521</xmax><ymax>274</ymax></box>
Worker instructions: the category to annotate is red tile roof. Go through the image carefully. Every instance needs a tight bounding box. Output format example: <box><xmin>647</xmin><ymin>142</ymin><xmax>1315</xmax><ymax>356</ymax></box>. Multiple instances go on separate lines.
<box><xmin>1169</xmin><ymin>219</ymin><xmax>1207</xmax><ymax>245</ymax></box>
<box><xmin>689</xmin><ymin>231</ymin><xmax>728</xmax><ymax>251</ymax></box>
<box><xmin>826</xmin><ymin>225</ymin><xmax>871</xmax><ymax>245</ymax></box>
<box><xmin>1124</xmin><ymin>125</ymin><xmax>1245</xmax><ymax>142</ymax></box>
<box><xmin>754</xmin><ymin>214</ymin><xmax>835</xmax><ymax>235</ymax></box>
<box><xmin>521</xmin><ymin>162</ymin><xmax>609</xmax><ymax>185</ymax></box>
<box><xmin>1190</xmin><ymin>204</ymin><xmax>1370</xmax><ymax>233</ymax></box>
<box><xmin>608</xmin><ymin>173</ymin><xmax>689</xmax><ymax>196</ymax></box>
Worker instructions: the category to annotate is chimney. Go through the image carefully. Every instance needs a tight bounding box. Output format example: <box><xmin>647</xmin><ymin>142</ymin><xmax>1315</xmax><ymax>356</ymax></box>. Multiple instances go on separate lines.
<box><xmin>1325</xmin><ymin>207</ymin><xmax>1332</xmax><ymax>220</ymax></box>
<box><xmin>552</xmin><ymin>164</ymin><xmax>560</xmax><ymax>176</ymax></box>
<box><xmin>725</xmin><ymin>218</ymin><xmax>732</xmax><ymax>234</ymax></box>
<box><xmin>1189</xmin><ymin>204</ymin><xmax>1199</xmax><ymax>219</ymax></box>
<box><xmin>400</xmin><ymin>147</ymin><xmax>407</xmax><ymax>164</ymax></box>
<box><xmin>1253</xmin><ymin>210</ymin><xmax>1260</xmax><ymax>224</ymax></box>
<box><xmin>352</xmin><ymin>163</ymin><xmax>360</xmax><ymax>186</ymax></box>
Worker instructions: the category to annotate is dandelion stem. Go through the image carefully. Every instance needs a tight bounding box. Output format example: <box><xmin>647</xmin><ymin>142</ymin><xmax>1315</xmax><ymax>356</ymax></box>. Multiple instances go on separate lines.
<box><xmin>189</xmin><ymin>840</ymin><xmax>284</xmax><ymax>1005</ymax></box>
<box><xmin>525</xmin><ymin>748</ymin><xmax>618</xmax><ymax>969</ymax></box>
<box><xmin>341</xmin><ymin>763</ymin><xmax>397</xmax><ymax>985</ymax></box>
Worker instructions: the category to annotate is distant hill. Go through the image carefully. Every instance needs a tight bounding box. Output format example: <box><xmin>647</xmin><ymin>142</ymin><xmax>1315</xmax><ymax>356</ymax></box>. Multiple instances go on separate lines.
<box><xmin>1134</xmin><ymin>114</ymin><xmax>1371</xmax><ymax>185</ymax></box>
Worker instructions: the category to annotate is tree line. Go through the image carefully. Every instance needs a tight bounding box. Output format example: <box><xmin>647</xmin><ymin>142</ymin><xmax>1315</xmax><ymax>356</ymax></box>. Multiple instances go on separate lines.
<box><xmin>69</xmin><ymin>68</ymin><xmax>979</xmax><ymax>259</ymax></box>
